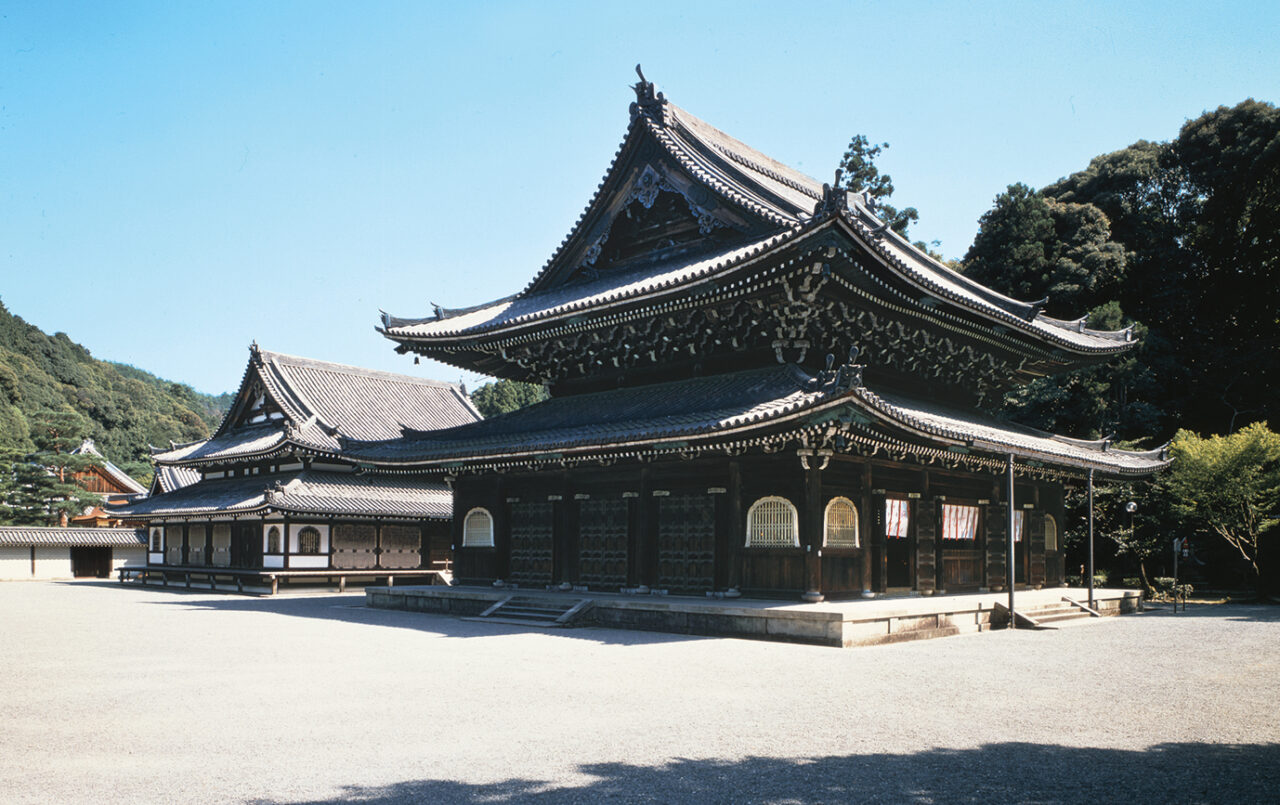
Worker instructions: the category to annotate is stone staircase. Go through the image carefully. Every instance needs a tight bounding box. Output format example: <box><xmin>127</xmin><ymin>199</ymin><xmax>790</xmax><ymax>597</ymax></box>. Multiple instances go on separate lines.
<box><xmin>465</xmin><ymin>595</ymin><xmax>594</xmax><ymax>628</ymax></box>
<box><xmin>992</xmin><ymin>596</ymin><xmax>1101</xmax><ymax>630</ymax></box>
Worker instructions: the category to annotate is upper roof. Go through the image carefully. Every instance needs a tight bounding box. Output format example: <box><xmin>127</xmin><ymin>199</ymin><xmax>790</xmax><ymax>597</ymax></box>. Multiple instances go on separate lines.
<box><xmin>71</xmin><ymin>438</ymin><xmax>148</xmax><ymax>495</ymax></box>
<box><xmin>0</xmin><ymin>526</ymin><xmax>147</xmax><ymax>548</ymax></box>
<box><xmin>151</xmin><ymin>345</ymin><xmax>481</xmax><ymax>466</ymax></box>
<box><xmin>117</xmin><ymin>469</ymin><xmax>451</xmax><ymax>521</ymax></box>
<box><xmin>342</xmin><ymin>362</ymin><xmax>1168</xmax><ymax>478</ymax></box>
<box><xmin>151</xmin><ymin>465</ymin><xmax>202</xmax><ymax>495</ymax></box>
<box><xmin>380</xmin><ymin>70</ymin><xmax>1135</xmax><ymax>362</ymax></box>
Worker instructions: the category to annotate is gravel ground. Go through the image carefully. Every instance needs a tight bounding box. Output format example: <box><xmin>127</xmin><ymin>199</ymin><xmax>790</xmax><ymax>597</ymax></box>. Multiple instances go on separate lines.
<box><xmin>1</xmin><ymin>582</ymin><xmax>1277</xmax><ymax>804</ymax></box>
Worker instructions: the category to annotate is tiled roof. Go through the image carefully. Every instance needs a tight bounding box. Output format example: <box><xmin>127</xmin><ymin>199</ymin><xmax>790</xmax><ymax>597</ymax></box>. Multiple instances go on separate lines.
<box><xmin>152</xmin><ymin>347</ymin><xmax>481</xmax><ymax>465</ymax></box>
<box><xmin>153</xmin><ymin>423</ymin><xmax>287</xmax><ymax>464</ymax></box>
<box><xmin>0</xmin><ymin>527</ymin><xmax>147</xmax><ymax>548</ymax></box>
<box><xmin>381</xmin><ymin>84</ymin><xmax>1135</xmax><ymax>356</ymax></box>
<box><xmin>345</xmin><ymin>363</ymin><xmax>1166</xmax><ymax>477</ymax></box>
<box><xmin>382</xmin><ymin>232</ymin><xmax>791</xmax><ymax>339</ymax></box>
<box><xmin>117</xmin><ymin>470</ymin><xmax>451</xmax><ymax>520</ymax></box>
<box><xmin>153</xmin><ymin>465</ymin><xmax>202</xmax><ymax>495</ymax></box>
<box><xmin>349</xmin><ymin>364</ymin><xmax>826</xmax><ymax>463</ymax></box>
<box><xmin>839</xmin><ymin>204</ymin><xmax>1134</xmax><ymax>353</ymax></box>
<box><xmin>70</xmin><ymin>439</ymin><xmax>148</xmax><ymax>494</ymax></box>
<box><xmin>851</xmin><ymin>387</ymin><xmax>1170</xmax><ymax>475</ymax></box>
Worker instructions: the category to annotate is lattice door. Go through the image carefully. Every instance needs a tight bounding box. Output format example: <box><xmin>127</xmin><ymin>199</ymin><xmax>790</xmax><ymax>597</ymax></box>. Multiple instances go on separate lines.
<box><xmin>657</xmin><ymin>494</ymin><xmax>715</xmax><ymax>594</ymax></box>
<box><xmin>380</xmin><ymin>525</ymin><xmax>421</xmax><ymax>569</ymax></box>
<box><xmin>509</xmin><ymin>502</ymin><xmax>554</xmax><ymax>586</ymax></box>
<box><xmin>332</xmin><ymin>524</ymin><xmax>377</xmax><ymax>569</ymax></box>
<box><xmin>578</xmin><ymin>498</ymin><xmax>629</xmax><ymax>589</ymax></box>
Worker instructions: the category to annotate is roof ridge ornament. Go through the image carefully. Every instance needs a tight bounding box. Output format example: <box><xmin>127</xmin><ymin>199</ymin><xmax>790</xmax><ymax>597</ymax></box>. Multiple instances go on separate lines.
<box><xmin>630</xmin><ymin>64</ymin><xmax>666</xmax><ymax>124</ymax></box>
<box><xmin>814</xmin><ymin>169</ymin><xmax>849</xmax><ymax>220</ymax></box>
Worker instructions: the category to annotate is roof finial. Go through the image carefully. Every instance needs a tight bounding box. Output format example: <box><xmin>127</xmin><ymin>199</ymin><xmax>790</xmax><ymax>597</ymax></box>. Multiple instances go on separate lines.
<box><xmin>249</xmin><ymin>340</ymin><xmax>260</xmax><ymax>357</ymax></box>
<box><xmin>630</xmin><ymin>64</ymin><xmax>665</xmax><ymax>123</ymax></box>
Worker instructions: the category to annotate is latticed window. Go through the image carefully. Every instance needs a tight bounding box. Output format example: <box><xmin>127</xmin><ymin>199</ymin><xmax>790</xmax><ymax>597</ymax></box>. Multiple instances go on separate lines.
<box><xmin>824</xmin><ymin>497</ymin><xmax>859</xmax><ymax>547</ymax></box>
<box><xmin>745</xmin><ymin>496</ymin><xmax>799</xmax><ymax>547</ymax></box>
<box><xmin>885</xmin><ymin>498</ymin><xmax>910</xmax><ymax>538</ymax></box>
<box><xmin>462</xmin><ymin>508</ymin><xmax>494</xmax><ymax>547</ymax></box>
<box><xmin>151</xmin><ymin>529</ymin><xmax>162</xmax><ymax>552</ymax></box>
<box><xmin>942</xmin><ymin>504</ymin><xmax>980</xmax><ymax>541</ymax></box>
<box><xmin>266</xmin><ymin>526</ymin><xmax>281</xmax><ymax>554</ymax></box>
<box><xmin>1045</xmin><ymin>514</ymin><xmax>1058</xmax><ymax>551</ymax></box>
<box><xmin>298</xmin><ymin>526</ymin><xmax>321</xmax><ymax>555</ymax></box>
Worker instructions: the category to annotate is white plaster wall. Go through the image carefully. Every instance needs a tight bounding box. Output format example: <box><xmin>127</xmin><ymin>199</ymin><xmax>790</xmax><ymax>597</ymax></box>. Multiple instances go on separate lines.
<box><xmin>148</xmin><ymin>551</ymin><xmax>165</xmax><ymax>565</ymax></box>
<box><xmin>112</xmin><ymin>548</ymin><xmax>146</xmax><ymax>571</ymax></box>
<box><xmin>0</xmin><ymin>546</ymin><xmax>32</xmax><ymax>580</ymax></box>
<box><xmin>262</xmin><ymin>555</ymin><xmax>284</xmax><ymax>569</ymax></box>
<box><xmin>33</xmin><ymin>547</ymin><xmax>72</xmax><ymax>579</ymax></box>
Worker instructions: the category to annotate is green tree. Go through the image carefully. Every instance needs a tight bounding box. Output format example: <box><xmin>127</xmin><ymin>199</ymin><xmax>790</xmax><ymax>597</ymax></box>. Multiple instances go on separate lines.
<box><xmin>1160</xmin><ymin>422</ymin><xmax>1280</xmax><ymax>597</ymax></box>
<box><xmin>1043</xmin><ymin>101</ymin><xmax>1280</xmax><ymax>435</ymax></box>
<box><xmin>470</xmin><ymin>379</ymin><xmax>549</xmax><ymax>418</ymax></box>
<box><xmin>836</xmin><ymin>135</ymin><xmax>919</xmax><ymax>237</ymax></box>
<box><xmin>963</xmin><ymin>183</ymin><xmax>1126</xmax><ymax>318</ymax></box>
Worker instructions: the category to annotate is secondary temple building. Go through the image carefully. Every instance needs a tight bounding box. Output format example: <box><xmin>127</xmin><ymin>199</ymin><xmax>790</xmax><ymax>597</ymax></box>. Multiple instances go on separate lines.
<box><xmin>118</xmin><ymin>346</ymin><xmax>481</xmax><ymax>584</ymax></box>
<box><xmin>360</xmin><ymin>71</ymin><xmax>1168</xmax><ymax>601</ymax></box>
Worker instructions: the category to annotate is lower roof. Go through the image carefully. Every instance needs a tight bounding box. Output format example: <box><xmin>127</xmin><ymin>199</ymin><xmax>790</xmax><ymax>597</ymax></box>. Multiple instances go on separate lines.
<box><xmin>117</xmin><ymin>470</ymin><xmax>451</xmax><ymax>521</ymax></box>
<box><xmin>344</xmin><ymin>364</ymin><xmax>1168</xmax><ymax>478</ymax></box>
<box><xmin>0</xmin><ymin>527</ymin><xmax>147</xmax><ymax>548</ymax></box>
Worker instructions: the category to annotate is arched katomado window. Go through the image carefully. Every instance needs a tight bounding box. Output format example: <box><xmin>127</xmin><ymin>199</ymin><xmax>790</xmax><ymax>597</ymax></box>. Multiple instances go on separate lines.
<box><xmin>824</xmin><ymin>497</ymin><xmax>860</xmax><ymax>547</ymax></box>
<box><xmin>266</xmin><ymin>526</ymin><xmax>281</xmax><ymax>554</ymax></box>
<box><xmin>746</xmin><ymin>497</ymin><xmax>799</xmax><ymax>547</ymax></box>
<box><xmin>462</xmin><ymin>508</ymin><xmax>494</xmax><ymax>547</ymax></box>
<box><xmin>1045</xmin><ymin>515</ymin><xmax>1058</xmax><ymax>552</ymax></box>
<box><xmin>150</xmin><ymin>528</ymin><xmax>162</xmax><ymax>552</ymax></box>
<box><xmin>298</xmin><ymin>526</ymin><xmax>321</xmax><ymax>555</ymax></box>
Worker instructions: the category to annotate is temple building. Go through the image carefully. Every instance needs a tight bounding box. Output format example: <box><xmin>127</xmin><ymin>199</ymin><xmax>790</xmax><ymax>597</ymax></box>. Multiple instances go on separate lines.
<box><xmin>117</xmin><ymin>345</ymin><xmax>480</xmax><ymax>586</ymax></box>
<box><xmin>362</xmin><ymin>71</ymin><xmax>1168</xmax><ymax>601</ymax></box>
<box><xmin>67</xmin><ymin>438</ymin><xmax>148</xmax><ymax>528</ymax></box>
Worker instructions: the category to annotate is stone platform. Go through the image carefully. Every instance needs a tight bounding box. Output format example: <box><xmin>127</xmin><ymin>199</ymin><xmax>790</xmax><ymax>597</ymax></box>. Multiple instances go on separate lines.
<box><xmin>365</xmin><ymin>585</ymin><xmax>1142</xmax><ymax>648</ymax></box>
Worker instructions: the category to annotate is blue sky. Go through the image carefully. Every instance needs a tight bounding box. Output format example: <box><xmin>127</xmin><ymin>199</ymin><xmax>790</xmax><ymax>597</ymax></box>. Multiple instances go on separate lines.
<box><xmin>2</xmin><ymin>1</ymin><xmax>1277</xmax><ymax>395</ymax></box>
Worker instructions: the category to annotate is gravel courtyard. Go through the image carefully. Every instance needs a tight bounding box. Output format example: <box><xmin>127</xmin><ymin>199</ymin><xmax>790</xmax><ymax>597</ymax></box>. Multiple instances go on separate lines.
<box><xmin>1</xmin><ymin>582</ymin><xmax>1276</xmax><ymax>804</ymax></box>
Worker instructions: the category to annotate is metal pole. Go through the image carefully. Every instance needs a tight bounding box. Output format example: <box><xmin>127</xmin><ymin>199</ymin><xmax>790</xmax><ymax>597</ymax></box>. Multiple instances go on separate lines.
<box><xmin>1087</xmin><ymin>468</ymin><xmax>1095</xmax><ymax>609</ymax></box>
<box><xmin>1007</xmin><ymin>454</ymin><xmax>1016</xmax><ymax>628</ymax></box>
<box><xmin>1173</xmin><ymin>538</ymin><xmax>1180</xmax><ymax>614</ymax></box>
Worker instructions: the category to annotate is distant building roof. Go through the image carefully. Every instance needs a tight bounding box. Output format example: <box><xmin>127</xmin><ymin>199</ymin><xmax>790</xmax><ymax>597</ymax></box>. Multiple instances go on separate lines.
<box><xmin>151</xmin><ymin>346</ymin><xmax>481</xmax><ymax>466</ymax></box>
<box><xmin>151</xmin><ymin>465</ymin><xmax>202</xmax><ymax>495</ymax></box>
<box><xmin>0</xmin><ymin>526</ymin><xmax>147</xmax><ymax>548</ymax></box>
<box><xmin>118</xmin><ymin>470</ymin><xmax>451</xmax><ymax>521</ymax></box>
<box><xmin>71</xmin><ymin>438</ymin><xmax>148</xmax><ymax>495</ymax></box>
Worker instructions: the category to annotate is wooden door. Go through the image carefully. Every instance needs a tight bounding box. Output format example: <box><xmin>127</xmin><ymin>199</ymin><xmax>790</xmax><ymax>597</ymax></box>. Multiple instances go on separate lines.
<box><xmin>230</xmin><ymin>524</ymin><xmax>260</xmax><ymax>569</ymax></box>
<box><xmin>509</xmin><ymin>501</ymin><xmax>554</xmax><ymax>587</ymax></box>
<box><xmin>656</xmin><ymin>493</ymin><xmax>715</xmax><ymax>594</ymax></box>
<box><xmin>70</xmin><ymin>547</ymin><xmax>111</xmax><ymax>578</ymax></box>
<box><xmin>578</xmin><ymin>498</ymin><xmax>628</xmax><ymax>590</ymax></box>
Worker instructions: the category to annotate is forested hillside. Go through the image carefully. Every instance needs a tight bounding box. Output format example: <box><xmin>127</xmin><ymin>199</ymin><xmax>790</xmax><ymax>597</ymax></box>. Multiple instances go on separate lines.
<box><xmin>0</xmin><ymin>299</ymin><xmax>231</xmax><ymax>478</ymax></box>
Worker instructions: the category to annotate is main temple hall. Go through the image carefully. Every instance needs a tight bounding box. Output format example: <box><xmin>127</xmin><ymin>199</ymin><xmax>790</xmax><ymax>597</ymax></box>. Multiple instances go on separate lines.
<box><xmin>359</xmin><ymin>71</ymin><xmax>1169</xmax><ymax>601</ymax></box>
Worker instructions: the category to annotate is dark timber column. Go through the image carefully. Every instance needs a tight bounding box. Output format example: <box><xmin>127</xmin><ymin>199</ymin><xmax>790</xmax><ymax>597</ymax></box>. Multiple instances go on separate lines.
<box><xmin>802</xmin><ymin>460</ymin><xmax>824</xmax><ymax>603</ymax></box>
<box><xmin>726</xmin><ymin>460</ymin><xmax>743</xmax><ymax>594</ymax></box>
<box><xmin>636</xmin><ymin>467</ymin><xmax>654</xmax><ymax>591</ymax></box>
<box><xmin>496</xmin><ymin>477</ymin><xmax>510</xmax><ymax>582</ymax></box>
<box><xmin>860</xmin><ymin>462</ymin><xmax>874</xmax><ymax>597</ymax></box>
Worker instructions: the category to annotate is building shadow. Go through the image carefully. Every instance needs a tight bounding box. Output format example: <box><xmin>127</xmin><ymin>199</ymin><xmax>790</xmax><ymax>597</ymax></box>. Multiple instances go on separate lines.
<box><xmin>249</xmin><ymin>741</ymin><xmax>1280</xmax><ymax>804</ymax></box>
<box><xmin>117</xmin><ymin>583</ymin><xmax>712</xmax><ymax>648</ymax></box>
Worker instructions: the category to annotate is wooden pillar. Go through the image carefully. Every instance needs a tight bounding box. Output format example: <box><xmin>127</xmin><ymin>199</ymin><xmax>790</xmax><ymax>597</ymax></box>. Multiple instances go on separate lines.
<box><xmin>495</xmin><ymin>475</ymin><xmax>509</xmax><ymax>582</ymax></box>
<box><xmin>726</xmin><ymin>460</ymin><xmax>743</xmax><ymax>593</ymax></box>
<box><xmin>282</xmin><ymin>516</ymin><xmax>290</xmax><ymax>569</ymax></box>
<box><xmin>860</xmin><ymin>462</ymin><xmax>874</xmax><ymax>596</ymax></box>
<box><xmin>802</xmin><ymin>460</ymin><xmax>824</xmax><ymax>602</ymax></box>
<box><xmin>636</xmin><ymin>466</ymin><xmax>654</xmax><ymax>590</ymax></box>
